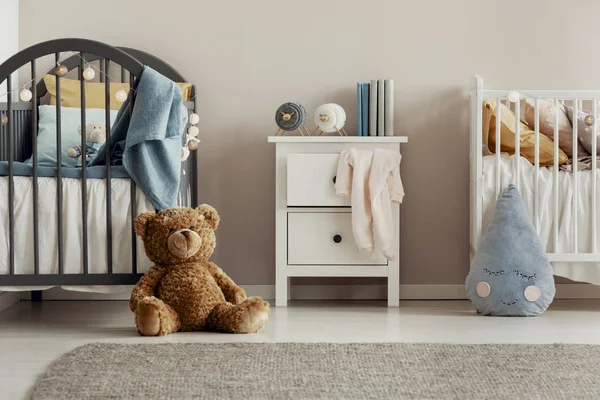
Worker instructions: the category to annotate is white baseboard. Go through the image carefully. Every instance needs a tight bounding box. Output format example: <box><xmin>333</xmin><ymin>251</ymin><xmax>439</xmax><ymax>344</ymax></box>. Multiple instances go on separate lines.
<box><xmin>15</xmin><ymin>284</ymin><xmax>600</xmax><ymax>301</ymax></box>
<box><xmin>0</xmin><ymin>291</ymin><xmax>20</xmax><ymax>312</ymax></box>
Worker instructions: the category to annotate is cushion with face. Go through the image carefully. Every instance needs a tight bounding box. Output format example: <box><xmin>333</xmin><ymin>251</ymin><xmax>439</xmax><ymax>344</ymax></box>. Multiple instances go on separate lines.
<box><xmin>466</xmin><ymin>186</ymin><xmax>555</xmax><ymax>316</ymax></box>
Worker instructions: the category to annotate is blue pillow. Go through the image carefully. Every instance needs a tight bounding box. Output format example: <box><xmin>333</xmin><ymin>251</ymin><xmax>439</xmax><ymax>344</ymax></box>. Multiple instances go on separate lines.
<box><xmin>466</xmin><ymin>186</ymin><xmax>555</xmax><ymax>316</ymax></box>
<box><xmin>28</xmin><ymin>105</ymin><xmax>118</xmax><ymax>167</ymax></box>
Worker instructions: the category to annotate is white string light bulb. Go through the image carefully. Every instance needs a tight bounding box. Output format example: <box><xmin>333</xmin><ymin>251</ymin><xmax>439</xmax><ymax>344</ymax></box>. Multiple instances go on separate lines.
<box><xmin>19</xmin><ymin>89</ymin><xmax>32</xmax><ymax>102</ymax></box>
<box><xmin>188</xmin><ymin>125</ymin><xmax>199</xmax><ymax>137</ymax></box>
<box><xmin>507</xmin><ymin>91</ymin><xmax>520</xmax><ymax>103</ymax></box>
<box><xmin>115</xmin><ymin>89</ymin><xmax>128</xmax><ymax>103</ymax></box>
<box><xmin>1</xmin><ymin>115</ymin><xmax>7</xmax><ymax>126</ymax></box>
<box><xmin>82</xmin><ymin>66</ymin><xmax>95</xmax><ymax>81</ymax></box>
<box><xmin>189</xmin><ymin>113</ymin><xmax>200</xmax><ymax>125</ymax></box>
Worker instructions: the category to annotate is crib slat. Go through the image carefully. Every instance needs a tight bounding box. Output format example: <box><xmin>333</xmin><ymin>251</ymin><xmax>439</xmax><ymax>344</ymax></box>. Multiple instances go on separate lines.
<box><xmin>121</xmin><ymin>67</ymin><xmax>126</xmax><ymax>83</ymax></box>
<box><xmin>129</xmin><ymin>72</ymin><xmax>137</xmax><ymax>274</ymax></box>
<box><xmin>55</xmin><ymin>53</ymin><xmax>64</xmax><ymax>275</ymax></box>
<box><xmin>31</xmin><ymin>60</ymin><xmax>39</xmax><ymax>275</ymax></box>
<box><xmin>99</xmin><ymin>59</ymin><xmax>105</xmax><ymax>83</ymax></box>
<box><xmin>80</xmin><ymin>53</ymin><xmax>88</xmax><ymax>274</ymax></box>
<box><xmin>105</xmin><ymin>60</ymin><xmax>113</xmax><ymax>274</ymax></box>
<box><xmin>7</xmin><ymin>77</ymin><xmax>14</xmax><ymax>275</ymax></box>
<box><xmin>553</xmin><ymin>98</ymin><xmax>559</xmax><ymax>252</ymax></box>
<box><xmin>573</xmin><ymin>99</ymin><xmax>579</xmax><ymax>253</ymax></box>
<box><xmin>534</xmin><ymin>98</ymin><xmax>540</xmax><ymax>232</ymax></box>
<box><xmin>495</xmin><ymin>98</ymin><xmax>501</xmax><ymax>198</ymax></box>
<box><xmin>593</xmin><ymin>99</ymin><xmax>598</xmax><ymax>253</ymax></box>
<box><xmin>515</xmin><ymin>98</ymin><xmax>521</xmax><ymax>191</ymax></box>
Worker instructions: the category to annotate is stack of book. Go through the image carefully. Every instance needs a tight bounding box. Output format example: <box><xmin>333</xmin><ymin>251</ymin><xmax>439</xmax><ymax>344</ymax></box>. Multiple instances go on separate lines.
<box><xmin>356</xmin><ymin>79</ymin><xmax>394</xmax><ymax>136</ymax></box>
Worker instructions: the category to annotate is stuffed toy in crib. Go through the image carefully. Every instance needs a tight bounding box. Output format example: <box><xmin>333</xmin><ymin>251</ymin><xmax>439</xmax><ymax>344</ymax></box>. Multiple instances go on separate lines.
<box><xmin>67</xmin><ymin>124</ymin><xmax>106</xmax><ymax>165</ymax></box>
<box><xmin>130</xmin><ymin>205</ymin><xmax>270</xmax><ymax>336</ymax></box>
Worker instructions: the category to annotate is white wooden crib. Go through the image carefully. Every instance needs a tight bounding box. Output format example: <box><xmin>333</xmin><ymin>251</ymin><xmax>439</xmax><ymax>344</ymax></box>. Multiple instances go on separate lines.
<box><xmin>470</xmin><ymin>76</ymin><xmax>600</xmax><ymax>285</ymax></box>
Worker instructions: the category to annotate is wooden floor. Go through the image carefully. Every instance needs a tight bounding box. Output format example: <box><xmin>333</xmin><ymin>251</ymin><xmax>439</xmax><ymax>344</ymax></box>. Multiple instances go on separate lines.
<box><xmin>2</xmin><ymin>300</ymin><xmax>600</xmax><ymax>399</ymax></box>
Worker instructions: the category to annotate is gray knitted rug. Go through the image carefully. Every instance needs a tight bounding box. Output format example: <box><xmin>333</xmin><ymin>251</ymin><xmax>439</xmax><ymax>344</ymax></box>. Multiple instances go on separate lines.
<box><xmin>31</xmin><ymin>343</ymin><xmax>600</xmax><ymax>399</ymax></box>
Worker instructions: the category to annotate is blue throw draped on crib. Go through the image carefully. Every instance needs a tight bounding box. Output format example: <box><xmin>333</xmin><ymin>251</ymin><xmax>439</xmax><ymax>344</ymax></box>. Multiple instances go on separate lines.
<box><xmin>91</xmin><ymin>66</ymin><xmax>187</xmax><ymax>210</ymax></box>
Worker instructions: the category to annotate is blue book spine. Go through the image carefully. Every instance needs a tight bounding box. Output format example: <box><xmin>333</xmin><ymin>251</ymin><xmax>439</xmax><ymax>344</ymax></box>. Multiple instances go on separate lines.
<box><xmin>362</xmin><ymin>83</ymin><xmax>370</xmax><ymax>136</ymax></box>
<box><xmin>357</xmin><ymin>83</ymin><xmax>363</xmax><ymax>136</ymax></box>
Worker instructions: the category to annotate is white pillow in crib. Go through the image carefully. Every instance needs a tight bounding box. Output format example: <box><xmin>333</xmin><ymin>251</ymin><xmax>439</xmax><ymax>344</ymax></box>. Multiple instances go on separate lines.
<box><xmin>29</xmin><ymin>105</ymin><xmax>118</xmax><ymax>168</ymax></box>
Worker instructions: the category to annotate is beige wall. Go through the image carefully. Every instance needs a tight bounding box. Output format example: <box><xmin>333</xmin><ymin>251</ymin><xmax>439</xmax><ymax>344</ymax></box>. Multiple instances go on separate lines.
<box><xmin>18</xmin><ymin>0</ymin><xmax>600</xmax><ymax>286</ymax></box>
<box><xmin>1</xmin><ymin>0</ymin><xmax>19</xmax><ymax>102</ymax></box>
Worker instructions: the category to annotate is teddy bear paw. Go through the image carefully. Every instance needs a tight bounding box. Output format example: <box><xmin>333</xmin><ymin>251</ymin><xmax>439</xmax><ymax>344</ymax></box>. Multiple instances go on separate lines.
<box><xmin>136</xmin><ymin>300</ymin><xmax>161</xmax><ymax>336</ymax></box>
<box><xmin>239</xmin><ymin>297</ymin><xmax>270</xmax><ymax>334</ymax></box>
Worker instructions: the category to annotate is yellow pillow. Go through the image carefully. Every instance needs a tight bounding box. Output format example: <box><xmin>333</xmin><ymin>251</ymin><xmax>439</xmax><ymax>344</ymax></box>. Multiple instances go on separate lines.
<box><xmin>177</xmin><ymin>83</ymin><xmax>193</xmax><ymax>102</ymax></box>
<box><xmin>482</xmin><ymin>99</ymin><xmax>568</xmax><ymax>166</ymax></box>
<box><xmin>43</xmin><ymin>75</ymin><xmax>193</xmax><ymax>110</ymax></box>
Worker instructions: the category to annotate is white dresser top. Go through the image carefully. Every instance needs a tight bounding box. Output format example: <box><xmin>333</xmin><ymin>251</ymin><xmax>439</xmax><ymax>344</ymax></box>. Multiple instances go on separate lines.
<box><xmin>268</xmin><ymin>136</ymin><xmax>408</xmax><ymax>143</ymax></box>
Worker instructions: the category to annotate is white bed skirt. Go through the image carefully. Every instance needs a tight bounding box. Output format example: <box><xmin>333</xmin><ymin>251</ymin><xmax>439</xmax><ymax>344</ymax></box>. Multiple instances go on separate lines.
<box><xmin>0</xmin><ymin>176</ymin><xmax>154</xmax><ymax>292</ymax></box>
<box><xmin>482</xmin><ymin>154</ymin><xmax>600</xmax><ymax>285</ymax></box>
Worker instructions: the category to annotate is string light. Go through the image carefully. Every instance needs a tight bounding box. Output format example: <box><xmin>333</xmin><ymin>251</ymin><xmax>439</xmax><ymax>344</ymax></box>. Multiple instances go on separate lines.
<box><xmin>115</xmin><ymin>89</ymin><xmax>128</xmax><ymax>103</ymax></box>
<box><xmin>585</xmin><ymin>114</ymin><xmax>595</xmax><ymax>127</ymax></box>
<box><xmin>0</xmin><ymin>52</ymin><xmax>75</xmax><ymax>99</ymax></box>
<box><xmin>508</xmin><ymin>90</ymin><xmax>597</xmax><ymax>129</ymax></box>
<box><xmin>187</xmin><ymin>139</ymin><xmax>199</xmax><ymax>150</ymax></box>
<box><xmin>55</xmin><ymin>64</ymin><xmax>68</xmax><ymax>77</ymax></box>
<box><xmin>19</xmin><ymin>89</ymin><xmax>32</xmax><ymax>102</ymax></box>
<box><xmin>507</xmin><ymin>91</ymin><xmax>520</xmax><ymax>103</ymax></box>
<box><xmin>82</xmin><ymin>66</ymin><xmax>95</xmax><ymax>81</ymax></box>
<box><xmin>188</xmin><ymin>125</ymin><xmax>199</xmax><ymax>137</ymax></box>
<box><xmin>0</xmin><ymin>51</ymin><xmax>203</xmax><ymax>135</ymax></box>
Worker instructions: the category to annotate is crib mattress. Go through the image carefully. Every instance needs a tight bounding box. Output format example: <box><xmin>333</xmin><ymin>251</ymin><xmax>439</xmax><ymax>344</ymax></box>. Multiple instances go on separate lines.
<box><xmin>0</xmin><ymin>176</ymin><xmax>154</xmax><ymax>291</ymax></box>
<box><xmin>482</xmin><ymin>154</ymin><xmax>600</xmax><ymax>285</ymax></box>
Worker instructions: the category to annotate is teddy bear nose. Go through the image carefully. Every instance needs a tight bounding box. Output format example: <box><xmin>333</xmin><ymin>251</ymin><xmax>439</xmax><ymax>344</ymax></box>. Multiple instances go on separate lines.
<box><xmin>181</xmin><ymin>230</ymin><xmax>194</xmax><ymax>239</ymax></box>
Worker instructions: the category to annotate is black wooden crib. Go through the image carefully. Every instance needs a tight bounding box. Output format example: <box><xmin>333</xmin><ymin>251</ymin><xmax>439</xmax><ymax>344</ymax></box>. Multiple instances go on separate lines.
<box><xmin>0</xmin><ymin>38</ymin><xmax>198</xmax><ymax>289</ymax></box>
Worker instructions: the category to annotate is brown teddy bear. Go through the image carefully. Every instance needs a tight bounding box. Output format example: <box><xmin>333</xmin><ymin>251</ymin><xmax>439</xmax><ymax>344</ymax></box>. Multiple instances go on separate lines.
<box><xmin>130</xmin><ymin>205</ymin><xmax>270</xmax><ymax>336</ymax></box>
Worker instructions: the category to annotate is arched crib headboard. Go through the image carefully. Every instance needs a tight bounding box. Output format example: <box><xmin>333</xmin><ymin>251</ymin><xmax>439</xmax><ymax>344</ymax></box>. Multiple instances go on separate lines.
<box><xmin>0</xmin><ymin>38</ymin><xmax>198</xmax><ymax>287</ymax></box>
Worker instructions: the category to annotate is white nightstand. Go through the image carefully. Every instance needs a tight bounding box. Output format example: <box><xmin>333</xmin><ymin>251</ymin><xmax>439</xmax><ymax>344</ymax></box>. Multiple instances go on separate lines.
<box><xmin>268</xmin><ymin>136</ymin><xmax>408</xmax><ymax>307</ymax></box>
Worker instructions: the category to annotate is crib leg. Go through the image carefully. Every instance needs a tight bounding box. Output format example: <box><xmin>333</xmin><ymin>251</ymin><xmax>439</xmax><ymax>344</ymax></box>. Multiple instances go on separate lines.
<box><xmin>31</xmin><ymin>290</ymin><xmax>43</xmax><ymax>302</ymax></box>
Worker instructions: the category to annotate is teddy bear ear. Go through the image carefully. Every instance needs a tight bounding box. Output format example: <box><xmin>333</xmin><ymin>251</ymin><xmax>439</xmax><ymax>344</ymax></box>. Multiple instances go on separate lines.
<box><xmin>77</xmin><ymin>125</ymin><xmax>82</xmax><ymax>135</ymax></box>
<box><xmin>134</xmin><ymin>212</ymin><xmax>156</xmax><ymax>237</ymax></box>
<box><xmin>196</xmin><ymin>204</ymin><xmax>219</xmax><ymax>230</ymax></box>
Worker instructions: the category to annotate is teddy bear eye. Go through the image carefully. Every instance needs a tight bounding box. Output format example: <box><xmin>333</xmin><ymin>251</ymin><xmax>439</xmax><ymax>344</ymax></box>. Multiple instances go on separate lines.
<box><xmin>189</xmin><ymin>226</ymin><xmax>195</xmax><ymax>231</ymax></box>
<box><xmin>169</xmin><ymin>228</ymin><xmax>175</xmax><ymax>233</ymax></box>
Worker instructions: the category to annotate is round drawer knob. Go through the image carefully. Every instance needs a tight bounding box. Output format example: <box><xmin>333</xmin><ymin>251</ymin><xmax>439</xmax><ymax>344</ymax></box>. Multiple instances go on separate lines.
<box><xmin>332</xmin><ymin>176</ymin><xmax>337</xmax><ymax>184</ymax></box>
<box><xmin>333</xmin><ymin>234</ymin><xmax>342</xmax><ymax>244</ymax></box>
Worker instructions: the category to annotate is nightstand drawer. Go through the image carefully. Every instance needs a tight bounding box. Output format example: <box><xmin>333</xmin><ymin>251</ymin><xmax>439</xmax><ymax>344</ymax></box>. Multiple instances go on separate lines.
<box><xmin>287</xmin><ymin>212</ymin><xmax>388</xmax><ymax>265</ymax></box>
<box><xmin>287</xmin><ymin>154</ymin><xmax>350</xmax><ymax>207</ymax></box>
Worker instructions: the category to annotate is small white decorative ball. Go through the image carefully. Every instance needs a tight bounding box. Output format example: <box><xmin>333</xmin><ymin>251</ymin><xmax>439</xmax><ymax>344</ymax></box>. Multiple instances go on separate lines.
<box><xmin>1</xmin><ymin>115</ymin><xmax>7</xmax><ymax>126</ymax></box>
<box><xmin>507</xmin><ymin>91</ymin><xmax>520</xmax><ymax>103</ymax></box>
<box><xmin>55</xmin><ymin>64</ymin><xmax>68</xmax><ymax>77</ymax></box>
<box><xmin>181</xmin><ymin>146</ymin><xmax>190</xmax><ymax>161</ymax></box>
<box><xmin>189</xmin><ymin>113</ymin><xmax>200</xmax><ymax>125</ymax></box>
<box><xmin>82</xmin><ymin>66</ymin><xmax>96</xmax><ymax>81</ymax></box>
<box><xmin>584</xmin><ymin>114</ymin><xmax>595</xmax><ymax>127</ymax></box>
<box><xmin>188</xmin><ymin>125</ymin><xmax>199</xmax><ymax>137</ymax></box>
<box><xmin>19</xmin><ymin>89</ymin><xmax>33</xmax><ymax>102</ymax></box>
<box><xmin>115</xmin><ymin>89</ymin><xmax>128</xmax><ymax>103</ymax></box>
